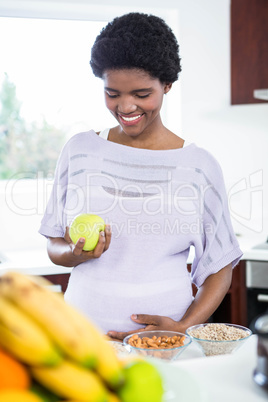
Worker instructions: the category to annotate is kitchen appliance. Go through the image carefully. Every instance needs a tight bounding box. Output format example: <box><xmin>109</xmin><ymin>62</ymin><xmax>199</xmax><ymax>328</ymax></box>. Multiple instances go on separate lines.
<box><xmin>251</xmin><ymin>313</ymin><xmax>268</xmax><ymax>390</ymax></box>
<box><xmin>246</xmin><ymin>241</ymin><xmax>268</xmax><ymax>325</ymax></box>
<box><xmin>253</xmin><ymin>89</ymin><xmax>268</xmax><ymax>101</ymax></box>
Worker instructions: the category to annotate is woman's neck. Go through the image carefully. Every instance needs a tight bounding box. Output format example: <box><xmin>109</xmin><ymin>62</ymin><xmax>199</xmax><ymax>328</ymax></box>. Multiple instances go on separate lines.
<box><xmin>108</xmin><ymin>125</ymin><xmax>184</xmax><ymax>150</ymax></box>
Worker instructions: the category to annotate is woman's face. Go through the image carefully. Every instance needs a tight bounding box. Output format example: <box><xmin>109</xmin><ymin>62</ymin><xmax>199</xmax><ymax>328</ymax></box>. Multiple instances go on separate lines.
<box><xmin>103</xmin><ymin>69</ymin><xmax>171</xmax><ymax>138</ymax></box>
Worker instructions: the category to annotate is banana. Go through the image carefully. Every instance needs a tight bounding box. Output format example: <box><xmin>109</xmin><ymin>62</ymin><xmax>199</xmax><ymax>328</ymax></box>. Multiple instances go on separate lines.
<box><xmin>58</xmin><ymin>302</ymin><xmax>125</xmax><ymax>389</ymax></box>
<box><xmin>106</xmin><ymin>393</ymin><xmax>121</xmax><ymax>402</ymax></box>
<box><xmin>30</xmin><ymin>381</ymin><xmax>59</xmax><ymax>402</ymax></box>
<box><xmin>95</xmin><ymin>338</ymin><xmax>125</xmax><ymax>390</ymax></box>
<box><xmin>0</xmin><ymin>272</ymin><xmax>124</xmax><ymax>387</ymax></box>
<box><xmin>0</xmin><ymin>390</ymin><xmax>44</xmax><ymax>402</ymax></box>
<box><xmin>61</xmin><ymin>399</ymin><xmax>120</xmax><ymax>402</ymax></box>
<box><xmin>58</xmin><ymin>392</ymin><xmax>121</xmax><ymax>402</ymax></box>
<box><xmin>0</xmin><ymin>271</ymin><xmax>98</xmax><ymax>368</ymax></box>
<box><xmin>31</xmin><ymin>359</ymin><xmax>109</xmax><ymax>402</ymax></box>
<box><xmin>0</xmin><ymin>295</ymin><xmax>61</xmax><ymax>366</ymax></box>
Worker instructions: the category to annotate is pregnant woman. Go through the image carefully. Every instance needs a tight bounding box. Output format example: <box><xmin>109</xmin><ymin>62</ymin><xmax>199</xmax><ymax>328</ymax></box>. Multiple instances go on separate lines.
<box><xmin>39</xmin><ymin>12</ymin><xmax>242</xmax><ymax>341</ymax></box>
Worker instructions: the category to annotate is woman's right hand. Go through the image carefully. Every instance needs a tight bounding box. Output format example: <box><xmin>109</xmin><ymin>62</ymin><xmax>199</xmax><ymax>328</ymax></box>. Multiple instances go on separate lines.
<box><xmin>47</xmin><ymin>225</ymin><xmax>112</xmax><ymax>267</ymax></box>
<box><xmin>65</xmin><ymin>225</ymin><xmax>112</xmax><ymax>264</ymax></box>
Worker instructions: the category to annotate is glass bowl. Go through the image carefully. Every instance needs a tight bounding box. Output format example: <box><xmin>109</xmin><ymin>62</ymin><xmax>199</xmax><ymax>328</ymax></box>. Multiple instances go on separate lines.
<box><xmin>123</xmin><ymin>330</ymin><xmax>192</xmax><ymax>361</ymax></box>
<box><xmin>186</xmin><ymin>323</ymin><xmax>252</xmax><ymax>357</ymax></box>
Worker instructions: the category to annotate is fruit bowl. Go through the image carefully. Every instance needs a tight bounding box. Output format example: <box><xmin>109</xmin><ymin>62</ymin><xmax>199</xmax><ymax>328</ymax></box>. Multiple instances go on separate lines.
<box><xmin>186</xmin><ymin>323</ymin><xmax>252</xmax><ymax>357</ymax></box>
<box><xmin>123</xmin><ymin>330</ymin><xmax>191</xmax><ymax>361</ymax></box>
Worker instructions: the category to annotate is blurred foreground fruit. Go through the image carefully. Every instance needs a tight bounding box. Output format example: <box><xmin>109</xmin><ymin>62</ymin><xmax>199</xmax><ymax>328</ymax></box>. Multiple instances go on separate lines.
<box><xmin>30</xmin><ymin>381</ymin><xmax>59</xmax><ymax>402</ymax></box>
<box><xmin>0</xmin><ymin>272</ymin><xmax>98</xmax><ymax>368</ymax></box>
<box><xmin>118</xmin><ymin>360</ymin><xmax>164</xmax><ymax>402</ymax></box>
<box><xmin>0</xmin><ymin>296</ymin><xmax>61</xmax><ymax>366</ymax></box>
<box><xmin>0</xmin><ymin>272</ymin><xmax>124</xmax><ymax>397</ymax></box>
<box><xmin>69</xmin><ymin>213</ymin><xmax>105</xmax><ymax>251</ymax></box>
<box><xmin>0</xmin><ymin>347</ymin><xmax>30</xmax><ymax>390</ymax></box>
<box><xmin>0</xmin><ymin>272</ymin><xmax>164</xmax><ymax>402</ymax></box>
<box><xmin>63</xmin><ymin>302</ymin><xmax>124</xmax><ymax>389</ymax></box>
<box><xmin>0</xmin><ymin>271</ymin><xmax>124</xmax><ymax>388</ymax></box>
<box><xmin>31</xmin><ymin>359</ymin><xmax>108</xmax><ymax>401</ymax></box>
<box><xmin>107</xmin><ymin>393</ymin><xmax>121</xmax><ymax>402</ymax></box>
<box><xmin>0</xmin><ymin>390</ymin><xmax>43</xmax><ymax>402</ymax></box>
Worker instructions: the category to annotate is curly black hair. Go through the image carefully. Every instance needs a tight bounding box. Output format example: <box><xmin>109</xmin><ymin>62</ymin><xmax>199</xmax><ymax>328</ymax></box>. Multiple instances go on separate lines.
<box><xmin>90</xmin><ymin>12</ymin><xmax>182</xmax><ymax>83</ymax></box>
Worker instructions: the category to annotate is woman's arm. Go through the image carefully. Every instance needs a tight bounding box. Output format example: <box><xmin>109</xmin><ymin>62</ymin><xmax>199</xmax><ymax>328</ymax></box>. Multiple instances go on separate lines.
<box><xmin>47</xmin><ymin>225</ymin><xmax>112</xmax><ymax>267</ymax></box>
<box><xmin>178</xmin><ymin>263</ymin><xmax>232</xmax><ymax>331</ymax></box>
<box><xmin>107</xmin><ymin>264</ymin><xmax>233</xmax><ymax>340</ymax></box>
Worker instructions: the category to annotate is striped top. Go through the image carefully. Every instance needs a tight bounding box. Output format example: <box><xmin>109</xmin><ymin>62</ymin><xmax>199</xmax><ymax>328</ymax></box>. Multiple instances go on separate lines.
<box><xmin>39</xmin><ymin>130</ymin><xmax>242</xmax><ymax>333</ymax></box>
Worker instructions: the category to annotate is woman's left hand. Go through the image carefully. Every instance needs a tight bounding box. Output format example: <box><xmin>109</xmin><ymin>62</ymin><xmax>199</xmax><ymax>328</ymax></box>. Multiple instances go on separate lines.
<box><xmin>107</xmin><ymin>314</ymin><xmax>182</xmax><ymax>341</ymax></box>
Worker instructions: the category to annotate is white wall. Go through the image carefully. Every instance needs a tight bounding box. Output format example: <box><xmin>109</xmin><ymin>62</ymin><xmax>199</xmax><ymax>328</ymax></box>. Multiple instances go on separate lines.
<box><xmin>1</xmin><ymin>0</ymin><xmax>268</xmax><ymax>240</ymax></box>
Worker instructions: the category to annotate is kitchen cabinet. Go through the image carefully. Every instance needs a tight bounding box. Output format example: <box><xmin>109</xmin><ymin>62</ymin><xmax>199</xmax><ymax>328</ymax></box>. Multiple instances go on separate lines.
<box><xmin>231</xmin><ymin>0</ymin><xmax>268</xmax><ymax>104</ymax></box>
<box><xmin>43</xmin><ymin>273</ymin><xmax>70</xmax><ymax>293</ymax></box>
<box><xmin>211</xmin><ymin>260</ymin><xmax>247</xmax><ymax>326</ymax></box>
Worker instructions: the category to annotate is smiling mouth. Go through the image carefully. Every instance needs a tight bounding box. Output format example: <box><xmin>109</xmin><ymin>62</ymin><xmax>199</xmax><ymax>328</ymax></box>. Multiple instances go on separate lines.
<box><xmin>119</xmin><ymin>114</ymin><xmax>144</xmax><ymax>122</ymax></box>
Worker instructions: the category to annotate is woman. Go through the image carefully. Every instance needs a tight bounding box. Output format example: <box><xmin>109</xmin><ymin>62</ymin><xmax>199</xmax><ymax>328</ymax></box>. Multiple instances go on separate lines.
<box><xmin>39</xmin><ymin>12</ymin><xmax>242</xmax><ymax>340</ymax></box>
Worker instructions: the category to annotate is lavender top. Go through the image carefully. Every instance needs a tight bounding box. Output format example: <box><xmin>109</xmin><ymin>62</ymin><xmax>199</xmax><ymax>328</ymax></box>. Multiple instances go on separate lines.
<box><xmin>39</xmin><ymin>130</ymin><xmax>242</xmax><ymax>333</ymax></box>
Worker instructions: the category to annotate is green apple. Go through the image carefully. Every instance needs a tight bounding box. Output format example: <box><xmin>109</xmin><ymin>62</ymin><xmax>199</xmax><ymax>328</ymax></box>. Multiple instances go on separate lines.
<box><xmin>118</xmin><ymin>360</ymin><xmax>164</xmax><ymax>402</ymax></box>
<box><xmin>69</xmin><ymin>213</ymin><xmax>105</xmax><ymax>251</ymax></box>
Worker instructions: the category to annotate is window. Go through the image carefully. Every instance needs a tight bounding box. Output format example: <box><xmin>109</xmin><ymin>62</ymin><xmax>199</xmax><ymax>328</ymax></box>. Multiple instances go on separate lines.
<box><xmin>0</xmin><ymin>16</ymin><xmax>113</xmax><ymax>177</ymax></box>
<box><xmin>0</xmin><ymin>17</ymin><xmax>112</xmax><ymax>253</ymax></box>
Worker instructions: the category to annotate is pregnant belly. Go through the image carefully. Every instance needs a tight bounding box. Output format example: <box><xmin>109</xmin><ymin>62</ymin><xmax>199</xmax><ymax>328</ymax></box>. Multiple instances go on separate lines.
<box><xmin>64</xmin><ymin>272</ymin><xmax>193</xmax><ymax>333</ymax></box>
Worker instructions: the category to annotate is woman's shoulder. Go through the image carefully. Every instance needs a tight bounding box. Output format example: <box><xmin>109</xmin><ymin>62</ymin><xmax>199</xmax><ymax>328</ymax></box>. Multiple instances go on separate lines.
<box><xmin>60</xmin><ymin>130</ymin><xmax>98</xmax><ymax>152</ymax></box>
<box><xmin>185</xmin><ymin>143</ymin><xmax>224</xmax><ymax>183</ymax></box>
<box><xmin>67</xmin><ymin>129</ymin><xmax>97</xmax><ymax>144</ymax></box>
<box><xmin>54</xmin><ymin>130</ymin><xmax>99</xmax><ymax>167</ymax></box>
<box><xmin>188</xmin><ymin>143</ymin><xmax>222</xmax><ymax>168</ymax></box>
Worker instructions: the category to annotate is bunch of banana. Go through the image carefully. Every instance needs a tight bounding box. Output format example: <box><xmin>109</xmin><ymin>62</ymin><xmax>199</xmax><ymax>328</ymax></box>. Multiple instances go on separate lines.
<box><xmin>0</xmin><ymin>271</ymin><xmax>125</xmax><ymax>401</ymax></box>
<box><xmin>0</xmin><ymin>296</ymin><xmax>60</xmax><ymax>367</ymax></box>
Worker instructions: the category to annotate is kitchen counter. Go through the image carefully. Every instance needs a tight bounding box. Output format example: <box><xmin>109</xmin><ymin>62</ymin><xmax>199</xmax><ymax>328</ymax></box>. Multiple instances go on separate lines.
<box><xmin>186</xmin><ymin>234</ymin><xmax>268</xmax><ymax>264</ymax></box>
<box><xmin>238</xmin><ymin>234</ymin><xmax>268</xmax><ymax>262</ymax></box>
<box><xmin>0</xmin><ymin>248</ymin><xmax>72</xmax><ymax>276</ymax></box>
<box><xmin>116</xmin><ymin>334</ymin><xmax>267</xmax><ymax>401</ymax></box>
<box><xmin>171</xmin><ymin>334</ymin><xmax>267</xmax><ymax>402</ymax></box>
<box><xmin>1</xmin><ymin>242</ymin><xmax>267</xmax><ymax>400</ymax></box>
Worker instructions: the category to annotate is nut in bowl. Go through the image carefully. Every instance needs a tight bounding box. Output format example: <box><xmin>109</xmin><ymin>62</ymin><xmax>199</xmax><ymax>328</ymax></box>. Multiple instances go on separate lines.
<box><xmin>186</xmin><ymin>323</ymin><xmax>252</xmax><ymax>357</ymax></box>
<box><xmin>123</xmin><ymin>330</ymin><xmax>192</xmax><ymax>361</ymax></box>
